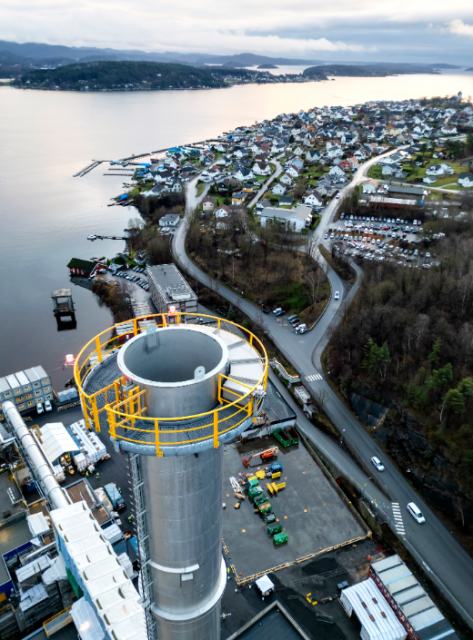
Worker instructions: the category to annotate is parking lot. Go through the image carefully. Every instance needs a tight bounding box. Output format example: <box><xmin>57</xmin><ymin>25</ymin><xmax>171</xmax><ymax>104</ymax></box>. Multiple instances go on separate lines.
<box><xmin>222</xmin><ymin>435</ymin><xmax>367</xmax><ymax>581</ymax></box>
<box><xmin>324</xmin><ymin>213</ymin><xmax>443</xmax><ymax>267</ymax></box>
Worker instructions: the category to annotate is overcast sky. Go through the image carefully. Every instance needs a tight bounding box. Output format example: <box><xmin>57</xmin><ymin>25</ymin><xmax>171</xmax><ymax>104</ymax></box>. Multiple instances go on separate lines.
<box><xmin>2</xmin><ymin>0</ymin><xmax>473</xmax><ymax>65</ymax></box>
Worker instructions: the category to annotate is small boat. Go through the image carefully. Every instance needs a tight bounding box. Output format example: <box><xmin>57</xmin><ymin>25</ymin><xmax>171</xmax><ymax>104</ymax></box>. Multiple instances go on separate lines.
<box><xmin>87</xmin><ymin>234</ymin><xmax>97</xmax><ymax>241</ymax></box>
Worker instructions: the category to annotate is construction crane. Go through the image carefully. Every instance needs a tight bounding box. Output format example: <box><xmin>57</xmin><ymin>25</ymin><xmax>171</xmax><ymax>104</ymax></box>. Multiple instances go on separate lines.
<box><xmin>242</xmin><ymin>446</ymin><xmax>278</xmax><ymax>467</ymax></box>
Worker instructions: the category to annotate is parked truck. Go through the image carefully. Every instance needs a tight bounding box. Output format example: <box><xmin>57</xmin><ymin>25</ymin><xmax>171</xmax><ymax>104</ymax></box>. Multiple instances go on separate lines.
<box><xmin>104</xmin><ymin>482</ymin><xmax>125</xmax><ymax>511</ymax></box>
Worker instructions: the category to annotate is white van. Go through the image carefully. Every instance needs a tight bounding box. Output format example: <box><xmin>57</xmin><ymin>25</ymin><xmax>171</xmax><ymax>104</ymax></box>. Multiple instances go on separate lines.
<box><xmin>407</xmin><ymin>502</ymin><xmax>425</xmax><ymax>524</ymax></box>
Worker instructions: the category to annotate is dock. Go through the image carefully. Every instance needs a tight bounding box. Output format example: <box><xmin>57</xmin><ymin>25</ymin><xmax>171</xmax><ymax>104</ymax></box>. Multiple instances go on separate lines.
<box><xmin>73</xmin><ymin>160</ymin><xmax>102</xmax><ymax>178</ymax></box>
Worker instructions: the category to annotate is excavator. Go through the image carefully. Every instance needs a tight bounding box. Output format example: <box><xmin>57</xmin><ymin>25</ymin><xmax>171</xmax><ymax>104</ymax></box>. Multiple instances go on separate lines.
<box><xmin>242</xmin><ymin>446</ymin><xmax>278</xmax><ymax>467</ymax></box>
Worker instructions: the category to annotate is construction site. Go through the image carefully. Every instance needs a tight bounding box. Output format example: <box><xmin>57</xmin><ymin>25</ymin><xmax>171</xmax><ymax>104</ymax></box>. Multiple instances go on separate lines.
<box><xmin>0</xmin><ymin>306</ymin><xmax>462</xmax><ymax>640</ymax></box>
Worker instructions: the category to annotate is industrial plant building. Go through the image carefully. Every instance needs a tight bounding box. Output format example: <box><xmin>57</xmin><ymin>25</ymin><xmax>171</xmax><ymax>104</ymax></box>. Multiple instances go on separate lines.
<box><xmin>146</xmin><ymin>264</ymin><xmax>198</xmax><ymax>314</ymax></box>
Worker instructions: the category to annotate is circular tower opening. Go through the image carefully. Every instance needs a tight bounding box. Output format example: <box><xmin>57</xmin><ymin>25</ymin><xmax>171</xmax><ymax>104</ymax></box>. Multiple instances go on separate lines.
<box><xmin>117</xmin><ymin>326</ymin><xmax>229</xmax><ymax>417</ymax></box>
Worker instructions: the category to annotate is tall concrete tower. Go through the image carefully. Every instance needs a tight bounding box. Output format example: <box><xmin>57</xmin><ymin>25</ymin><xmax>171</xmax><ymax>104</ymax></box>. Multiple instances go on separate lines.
<box><xmin>76</xmin><ymin>314</ymin><xmax>268</xmax><ymax>640</ymax></box>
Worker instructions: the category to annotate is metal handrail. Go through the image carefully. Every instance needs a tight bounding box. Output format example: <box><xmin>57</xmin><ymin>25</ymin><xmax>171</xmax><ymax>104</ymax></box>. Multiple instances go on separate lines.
<box><xmin>74</xmin><ymin>313</ymin><xmax>268</xmax><ymax>449</ymax></box>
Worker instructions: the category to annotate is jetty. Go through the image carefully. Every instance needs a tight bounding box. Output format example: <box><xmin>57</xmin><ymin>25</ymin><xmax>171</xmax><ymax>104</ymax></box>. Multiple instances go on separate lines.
<box><xmin>73</xmin><ymin>160</ymin><xmax>102</xmax><ymax>178</ymax></box>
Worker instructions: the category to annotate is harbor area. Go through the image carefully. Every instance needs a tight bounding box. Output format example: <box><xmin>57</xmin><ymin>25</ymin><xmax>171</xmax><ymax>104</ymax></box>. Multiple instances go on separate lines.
<box><xmin>222</xmin><ymin>434</ymin><xmax>368</xmax><ymax>583</ymax></box>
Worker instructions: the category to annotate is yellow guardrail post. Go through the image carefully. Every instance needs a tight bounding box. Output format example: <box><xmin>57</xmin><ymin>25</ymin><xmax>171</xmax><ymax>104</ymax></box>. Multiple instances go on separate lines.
<box><xmin>128</xmin><ymin>389</ymin><xmax>135</xmax><ymax>416</ymax></box>
<box><xmin>92</xmin><ymin>396</ymin><xmax>100</xmax><ymax>432</ymax></box>
<box><xmin>108</xmin><ymin>406</ymin><xmax>116</xmax><ymax>440</ymax></box>
<box><xmin>133</xmin><ymin>318</ymin><xmax>138</xmax><ymax>336</ymax></box>
<box><xmin>155</xmin><ymin>419</ymin><xmax>163</xmax><ymax>457</ymax></box>
<box><xmin>218</xmin><ymin>318</ymin><xmax>221</xmax><ymax>330</ymax></box>
<box><xmin>95</xmin><ymin>336</ymin><xmax>102</xmax><ymax>363</ymax></box>
<box><xmin>247</xmin><ymin>396</ymin><xmax>254</xmax><ymax>419</ymax></box>
<box><xmin>213</xmin><ymin>411</ymin><xmax>219</xmax><ymax>448</ymax></box>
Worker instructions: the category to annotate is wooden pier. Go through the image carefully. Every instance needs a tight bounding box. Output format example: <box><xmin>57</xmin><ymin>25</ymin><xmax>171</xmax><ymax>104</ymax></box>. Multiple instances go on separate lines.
<box><xmin>73</xmin><ymin>160</ymin><xmax>102</xmax><ymax>178</ymax></box>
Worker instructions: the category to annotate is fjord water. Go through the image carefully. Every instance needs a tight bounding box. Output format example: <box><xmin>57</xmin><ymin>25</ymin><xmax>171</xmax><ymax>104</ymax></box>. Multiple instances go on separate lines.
<box><xmin>1</xmin><ymin>72</ymin><xmax>473</xmax><ymax>388</ymax></box>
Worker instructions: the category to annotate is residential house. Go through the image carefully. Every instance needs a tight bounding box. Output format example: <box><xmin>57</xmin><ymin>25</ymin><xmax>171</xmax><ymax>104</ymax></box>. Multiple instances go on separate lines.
<box><xmin>202</xmin><ymin>196</ymin><xmax>216</xmax><ymax>212</ymax></box>
<box><xmin>362</xmin><ymin>180</ymin><xmax>377</xmax><ymax>194</ymax></box>
<box><xmin>425</xmin><ymin>164</ymin><xmax>446</xmax><ymax>176</ymax></box>
<box><xmin>329</xmin><ymin>166</ymin><xmax>345</xmax><ymax>178</ymax></box>
<box><xmin>286</xmin><ymin>166</ymin><xmax>300</xmax><ymax>179</ymax></box>
<box><xmin>279</xmin><ymin>196</ymin><xmax>294</xmax><ymax>207</ymax></box>
<box><xmin>253</xmin><ymin>161</ymin><xmax>272</xmax><ymax>176</ymax></box>
<box><xmin>306</xmin><ymin>149</ymin><xmax>321</xmax><ymax>163</ymax></box>
<box><xmin>441</xmin><ymin>125</ymin><xmax>458</xmax><ymax>135</ymax></box>
<box><xmin>232</xmin><ymin>192</ymin><xmax>246</xmax><ymax>205</ymax></box>
<box><xmin>304</xmin><ymin>192</ymin><xmax>323</xmax><ymax>207</ymax></box>
<box><xmin>159</xmin><ymin>214</ymin><xmax>180</xmax><ymax>228</ymax></box>
<box><xmin>215</xmin><ymin>205</ymin><xmax>230</xmax><ymax>218</ymax></box>
<box><xmin>272</xmin><ymin>183</ymin><xmax>286</xmax><ymax>196</ymax></box>
<box><xmin>234</xmin><ymin>167</ymin><xmax>254</xmax><ymax>181</ymax></box>
<box><xmin>259</xmin><ymin>204</ymin><xmax>312</xmax><ymax>232</ymax></box>
<box><xmin>255</xmin><ymin>199</ymin><xmax>271</xmax><ymax>212</ymax></box>
<box><xmin>458</xmin><ymin>173</ymin><xmax>473</xmax><ymax>188</ymax></box>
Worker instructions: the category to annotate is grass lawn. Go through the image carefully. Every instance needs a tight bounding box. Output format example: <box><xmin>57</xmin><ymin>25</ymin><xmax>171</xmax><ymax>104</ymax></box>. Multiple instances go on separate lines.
<box><xmin>404</xmin><ymin>158</ymin><xmax>466</xmax><ymax>187</ymax></box>
<box><xmin>196</xmin><ymin>182</ymin><xmax>206</xmax><ymax>197</ymax></box>
<box><xmin>368</xmin><ymin>166</ymin><xmax>383</xmax><ymax>179</ymax></box>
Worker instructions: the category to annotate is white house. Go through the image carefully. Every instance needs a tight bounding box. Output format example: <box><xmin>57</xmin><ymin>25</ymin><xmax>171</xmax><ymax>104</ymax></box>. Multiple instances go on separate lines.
<box><xmin>259</xmin><ymin>204</ymin><xmax>312</xmax><ymax>232</ymax></box>
<box><xmin>215</xmin><ymin>205</ymin><xmax>230</xmax><ymax>218</ymax></box>
<box><xmin>458</xmin><ymin>173</ymin><xmax>473</xmax><ymax>188</ymax></box>
<box><xmin>159</xmin><ymin>213</ymin><xmax>180</xmax><ymax>228</ymax></box>
<box><xmin>253</xmin><ymin>161</ymin><xmax>272</xmax><ymax>176</ymax></box>
<box><xmin>272</xmin><ymin>183</ymin><xmax>286</xmax><ymax>196</ymax></box>
<box><xmin>425</xmin><ymin>164</ymin><xmax>445</xmax><ymax>176</ymax></box>
<box><xmin>234</xmin><ymin>167</ymin><xmax>254</xmax><ymax>181</ymax></box>
<box><xmin>329</xmin><ymin>166</ymin><xmax>345</xmax><ymax>178</ymax></box>
<box><xmin>286</xmin><ymin>166</ymin><xmax>300</xmax><ymax>179</ymax></box>
<box><xmin>304</xmin><ymin>192</ymin><xmax>323</xmax><ymax>207</ymax></box>
<box><xmin>280</xmin><ymin>173</ymin><xmax>293</xmax><ymax>186</ymax></box>
<box><xmin>382</xmin><ymin>165</ymin><xmax>395</xmax><ymax>176</ymax></box>
<box><xmin>306</xmin><ymin>149</ymin><xmax>321</xmax><ymax>163</ymax></box>
<box><xmin>362</xmin><ymin>180</ymin><xmax>377</xmax><ymax>194</ymax></box>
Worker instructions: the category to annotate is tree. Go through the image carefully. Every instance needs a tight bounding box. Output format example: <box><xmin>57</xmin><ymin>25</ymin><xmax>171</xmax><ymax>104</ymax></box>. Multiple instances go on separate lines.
<box><xmin>467</xmin><ymin>133</ymin><xmax>473</xmax><ymax>153</ymax></box>
<box><xmin>428</xmin><ymin>338</ymin><xmax>442</xmax><ymax>366</ymax></box>
<box><xmin>429</xmin><ymin>363</ymin><xmax>453</xmax><ymax>393</ymax></box>
<box><xmin>227</xmin><ymin>305</ymin><xmax>235</xmax><ymax>321</ymax></box>
<box><xmin>362</xmin><ymin>339</ymin><xmax>391</xmax><ymax>382</ymax></box>
<box><xmin>289</xmin><ymin>134</ymin><xmax>295</xmax><ymax>144</ymax></box>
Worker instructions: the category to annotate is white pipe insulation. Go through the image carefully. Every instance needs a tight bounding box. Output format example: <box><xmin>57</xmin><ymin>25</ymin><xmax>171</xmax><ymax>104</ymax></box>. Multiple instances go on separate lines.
<box><xmin>3</xmin><ymin>401</ymin><xmax>70</xmax><ymax>509</ymax></box>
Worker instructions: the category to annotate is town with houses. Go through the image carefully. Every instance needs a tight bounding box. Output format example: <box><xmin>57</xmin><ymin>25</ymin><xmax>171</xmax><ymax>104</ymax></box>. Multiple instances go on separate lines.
<box><xmin>122</xmin><ymin>93</ymin><xmax>473</xmax><ymax>234</ymax></box>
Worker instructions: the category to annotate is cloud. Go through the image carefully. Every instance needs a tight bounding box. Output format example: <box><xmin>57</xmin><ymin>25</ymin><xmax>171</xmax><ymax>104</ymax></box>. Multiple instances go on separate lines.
<box><xmin>448</xmin><ymin>19</ymin><xmax>473</xmax><ymax>37</ymax></box>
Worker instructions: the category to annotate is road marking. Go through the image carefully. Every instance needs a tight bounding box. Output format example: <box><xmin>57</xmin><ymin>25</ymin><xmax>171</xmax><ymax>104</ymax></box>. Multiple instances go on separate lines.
<box><xmin>305</xmin><ymin>374</ymin><xmax>322</xmax><ymax>382</ymax></box>
<box><xmin>392</xmin><ymin>502</ymin><xmax>406</xmax><ymax>536</ymax></box>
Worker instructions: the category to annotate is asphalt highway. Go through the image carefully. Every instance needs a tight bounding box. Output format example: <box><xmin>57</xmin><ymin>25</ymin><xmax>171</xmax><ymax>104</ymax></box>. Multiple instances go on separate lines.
<box><xmin>172</xmin><ymin>157</ymin><xmax>473</xmax><ymax>627</ymax></box>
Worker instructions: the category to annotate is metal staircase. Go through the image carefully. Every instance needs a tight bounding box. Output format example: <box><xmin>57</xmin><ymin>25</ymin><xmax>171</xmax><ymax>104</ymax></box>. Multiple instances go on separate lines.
<box><xmin>129</xmin><ymin>453</ymin><xmax>156</xmax><ymax>640</ymax></box>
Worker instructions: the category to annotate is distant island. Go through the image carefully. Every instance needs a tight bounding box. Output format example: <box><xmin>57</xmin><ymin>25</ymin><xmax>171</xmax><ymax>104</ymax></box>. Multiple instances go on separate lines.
<box><xmin>257</xmin><ymin>64</ymin><xmax>278</xmax><ymax>69</ymax></box>
<box><xmin>303</xmin><ymin>63</ymin><xmax>439</xmax><ymax>78</ymax></box>
<box><xmin>466</xmin><ymin>67</ymin><xmax>473</xmax><ymax>72</ymax></box>
<box><xmin>14</xmin><ymin>61</ymin><xmax>229</xmax><ymax>91</ymax></box>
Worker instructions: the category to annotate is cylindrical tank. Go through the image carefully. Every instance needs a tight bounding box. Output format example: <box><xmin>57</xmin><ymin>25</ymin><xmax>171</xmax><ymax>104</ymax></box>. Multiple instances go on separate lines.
<box><xmin>117</xmin><ymin>326</ymin><xmax>229</xmax><ymax>639</ymax></box>
<box><xmin>117</xmin><ymin>325</ymin><xmax>228</xmax><ymax>417</ymax></box>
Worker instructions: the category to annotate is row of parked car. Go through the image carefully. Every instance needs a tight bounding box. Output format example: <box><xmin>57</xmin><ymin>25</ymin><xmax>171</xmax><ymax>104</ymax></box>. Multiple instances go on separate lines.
<box><xmin>340</xmin><ymin>214</ymin><xmax>423</xmax><ymax>226</ymax></box>
<box><xmin>272</xmin><ymin>308</ymin><xmax>307</xmax><ymax>333</ymax></box>
<box><xmin>116</xmin><ymin>271</ymin><xmax>150</xmax><ymax>290</ymax></box>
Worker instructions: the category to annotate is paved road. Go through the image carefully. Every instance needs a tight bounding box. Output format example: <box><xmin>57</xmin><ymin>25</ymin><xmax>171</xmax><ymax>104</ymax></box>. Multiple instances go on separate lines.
<box><xmin>247</xmin><ymin>156</ymin><xmax>284</xmax><ymax>208</ymax></box>
<box><xmin>173</xmin><ymin>160</ymin><xmax>473</xmax><ymax>627</ymax></box>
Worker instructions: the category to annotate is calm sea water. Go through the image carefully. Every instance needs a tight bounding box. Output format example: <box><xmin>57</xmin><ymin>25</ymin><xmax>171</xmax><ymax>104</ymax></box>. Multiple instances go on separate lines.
<box><xmin>1</xmin><ymin>72</ymin><xmax>473</xmax><ymax>388</ymax></box>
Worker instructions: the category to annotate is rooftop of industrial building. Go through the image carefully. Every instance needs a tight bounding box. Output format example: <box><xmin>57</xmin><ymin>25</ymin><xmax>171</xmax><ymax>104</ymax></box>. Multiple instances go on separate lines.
<box><xmin>222</xmin><ymin>434</ymin><xmax>368</xmax><ymax>581</ymax></box>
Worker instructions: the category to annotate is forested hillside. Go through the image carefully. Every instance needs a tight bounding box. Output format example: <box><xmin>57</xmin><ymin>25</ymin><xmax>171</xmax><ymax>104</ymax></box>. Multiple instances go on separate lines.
<box><xmin>328</xmin><ymin>198</ymin><xmax>473</xmax><ymax>472</ymax></box>
<box><xmin>15</xmin><ymin>61</ymin><xmax>227</xmax><ymax>90</ymax></box>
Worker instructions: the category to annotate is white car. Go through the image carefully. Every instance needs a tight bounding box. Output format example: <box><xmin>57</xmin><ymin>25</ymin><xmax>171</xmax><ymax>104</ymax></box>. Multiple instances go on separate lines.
<box><xmin>334</xmin><ymin>291</ymin><xmax>340</xmax><ymax>300</ymax></box>
<box><xmin>407</xmin><ymin>502</ymin><xmax>425</xmax><ymax>524</ymax></box>
<box><xmin>36</xmin><ymin>402</ymin><xmax>44</xmax><ymax>415</ymax></box>
<box><xmin>335</xmin><ymin>194</ymin><xmax>341</xmax><ymax>199</ymax></box>
<box><xmin>371</xmin><ymin>456</ymin><xmax>385</xmax><ymax>472</ymax></box>
<box><xmin>45</xmin><ymin>400</ymin><xmax>52</xmax><ymax>412</ymax></box>
<box><xmin>296</xmin><ymin>324</ymin><xmax>307</xmax><ymax>334</ymax></box>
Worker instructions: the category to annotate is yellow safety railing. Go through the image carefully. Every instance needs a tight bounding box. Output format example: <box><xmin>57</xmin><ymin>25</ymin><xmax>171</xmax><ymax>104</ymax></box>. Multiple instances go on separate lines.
<box><xmin>74</xmin><ymin>313</ymin><xmax>268</xmax><ymax>452</ymax></box>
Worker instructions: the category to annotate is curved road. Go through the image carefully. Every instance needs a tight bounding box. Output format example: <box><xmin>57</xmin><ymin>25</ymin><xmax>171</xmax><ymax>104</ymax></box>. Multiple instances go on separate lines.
<box><xmin>173</xmin><ymin>155</ymin><xmax>473</xmax><ymax>628</ymax></box>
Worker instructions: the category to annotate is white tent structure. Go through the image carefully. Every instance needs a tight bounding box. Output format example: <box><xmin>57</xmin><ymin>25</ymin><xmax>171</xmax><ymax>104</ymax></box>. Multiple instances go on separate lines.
<box><xmin>40</xmin><ymin>422</ymin><xmax>79</xmax><ymax>465</ymax></box>
<box><xmin>340</xmin><ymin>578</ymin><xmax>407</xmax><ymax>640</ymax></box>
